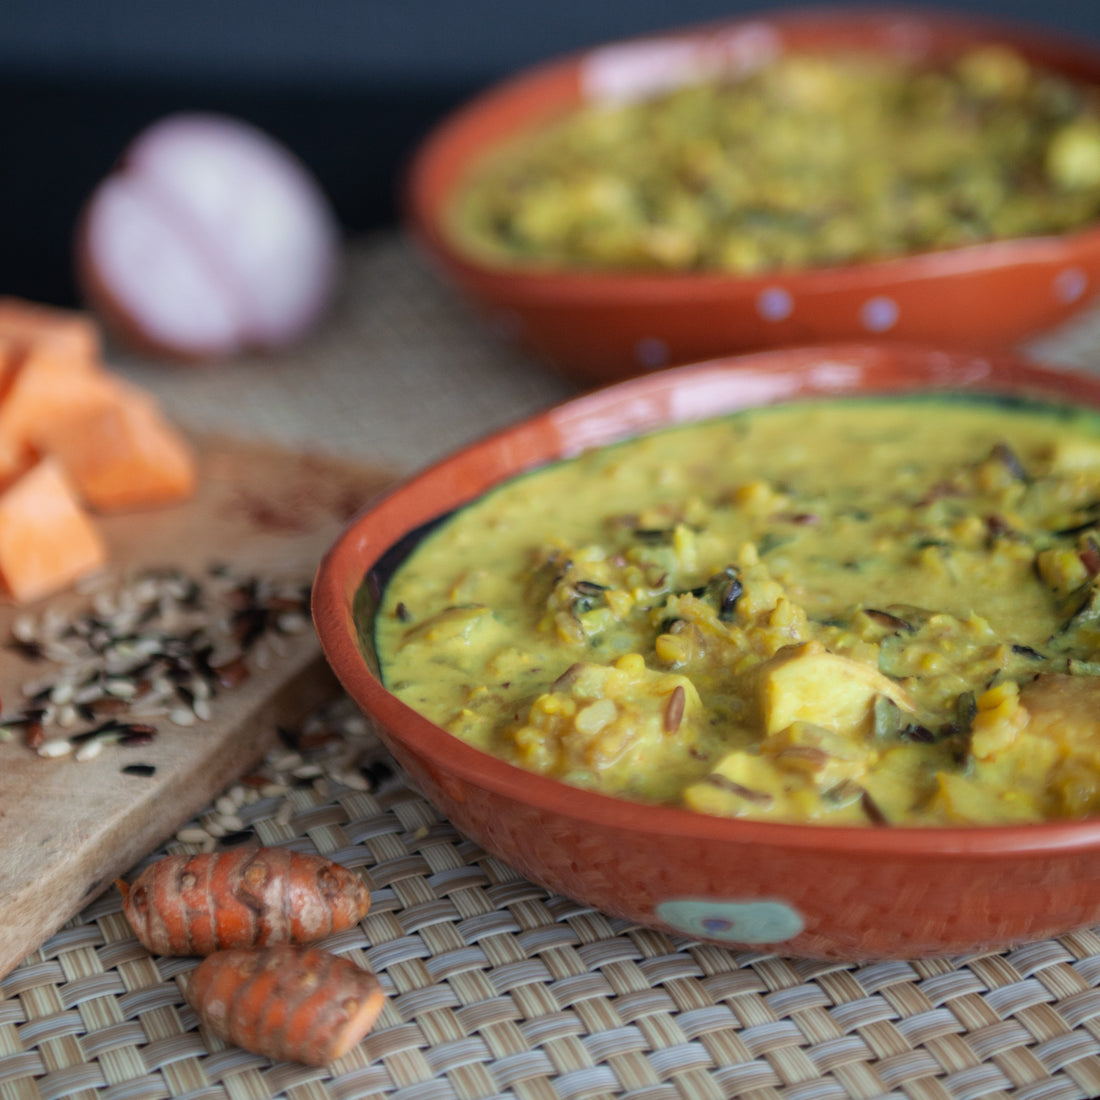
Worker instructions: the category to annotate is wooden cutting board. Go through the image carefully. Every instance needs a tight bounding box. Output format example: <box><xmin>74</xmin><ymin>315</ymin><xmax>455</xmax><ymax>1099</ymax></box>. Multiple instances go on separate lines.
<box><xmin>0</xmin><ymin>436</ymin><xmax>394</xmax><ymax>978</ymax></box>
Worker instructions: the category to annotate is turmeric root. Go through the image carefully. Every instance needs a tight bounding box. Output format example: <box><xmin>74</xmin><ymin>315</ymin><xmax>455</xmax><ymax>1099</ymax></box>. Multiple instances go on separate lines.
<box><xmin>119</xmin><ymin>846</ymin><xmax>370</xmax><ymax>955</ymax></box>
<box><xmin>185</xmin><ymin>944</ymin><xmax>385</xmax><ymax>1066</ymax></box>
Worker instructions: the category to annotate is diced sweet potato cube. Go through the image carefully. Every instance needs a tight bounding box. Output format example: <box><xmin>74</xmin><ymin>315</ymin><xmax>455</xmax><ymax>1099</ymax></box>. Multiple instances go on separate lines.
<box><xmin>0</xmin><ymin>337</ymin><xmax>28</xmax><ymax>486</ymax></box>
<box><xmin>0</xmin><ymin>457</ymin><xmax>107</xmax><ymax>602</ymax></box>
<box><xmin>0</xmin><ymin>297</ymin><xmax>100</xmax><ymax>362</ymax></box>
<box><xmin>0</xmin><ymin>341</ymin><xmax>119</xmax><ymax>476</ymax></box>
<box><xmin>31</xmin><ymin>389</ymin><xmax>196</xmax><ymax>512</ymax></box>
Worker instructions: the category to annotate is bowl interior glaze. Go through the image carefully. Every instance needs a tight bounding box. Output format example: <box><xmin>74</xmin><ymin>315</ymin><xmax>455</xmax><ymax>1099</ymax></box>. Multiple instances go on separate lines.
<box><xmin>315</xmin><ymin>344</ymin><xmax>1100</xmax><ymax>959</ymax></box>
<box><xmin>406</xmin><ymin>8</ymin><xmax>1100</xmax><ymax>383</ymax></box>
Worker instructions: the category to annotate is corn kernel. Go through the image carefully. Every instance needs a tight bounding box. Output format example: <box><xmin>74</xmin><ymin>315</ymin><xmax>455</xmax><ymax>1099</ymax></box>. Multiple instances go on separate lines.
<box><xmin>655</xmin><ymin>633</ymin><xmax>691</xmax><ymax>664</ymax></box>
<box><xmin>615</xmin><ymin>653</ymin><xmax>646</xmax><ymax>674</ymax></box>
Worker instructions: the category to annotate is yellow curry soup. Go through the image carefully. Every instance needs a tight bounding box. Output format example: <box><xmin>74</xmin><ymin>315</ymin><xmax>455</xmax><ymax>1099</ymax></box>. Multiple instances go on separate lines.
<box><xmin>376</xmin><ymin>397</ymin><xmax>1100</xmax><ymax>827</ymax></box>
<box><xmin>452</xmin><ymin>46</ymin><xmax>1100</xmax><ymax>275</ymax></box>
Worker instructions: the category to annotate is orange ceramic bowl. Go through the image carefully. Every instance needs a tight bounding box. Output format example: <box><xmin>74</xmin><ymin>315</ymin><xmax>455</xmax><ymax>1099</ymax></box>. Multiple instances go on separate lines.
<box><xmin>315</xmin><ymin>343</ymin><xmax>1100</xmax><ymax>960</ymax></box>
<box><xmin>406</xmin><ymin>7</ymin><xmax>1100</xmax><ymax>385</ymax></box>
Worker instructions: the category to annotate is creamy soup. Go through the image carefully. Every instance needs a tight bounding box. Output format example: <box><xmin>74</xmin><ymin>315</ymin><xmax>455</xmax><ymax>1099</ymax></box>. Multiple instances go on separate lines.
<box><xmin>453</xmin><ymin>47</ymin><xmax>1100</xmax><ymax>274</ymax></box>
<box><xmin>376</xmin><ymin>397</ymin><xmax>1100</xmax><ymax>826</ymax></box>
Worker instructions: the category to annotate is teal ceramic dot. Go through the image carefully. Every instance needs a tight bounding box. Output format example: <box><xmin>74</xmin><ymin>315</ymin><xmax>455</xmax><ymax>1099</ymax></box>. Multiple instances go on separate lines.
<box><xmin>656</xmin><ymin>897</ymin><xmax>804</xmax><ymax>945</ymax></box>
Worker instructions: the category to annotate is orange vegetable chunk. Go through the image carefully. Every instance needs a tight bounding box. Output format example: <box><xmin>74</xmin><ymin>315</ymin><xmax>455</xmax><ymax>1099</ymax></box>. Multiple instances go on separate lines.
<box><xmin>0</xmin><ymin>341</ymin><xmax>116</xmax><ymax>478</ymax></box>
<box><xmin>0</xmin><ymin>297</ymin><xmax>100</xmax><ymax>361</ymax></box>
<box><xmin>31</xmin><ymin>386</ymin><xmax>197</xmax><ymax>512</ymax></box>
<box><xmin>0</xmin><ymin>337</ymin><xmax>27</xmax><ymax>485</ymax></box>
<box><xmin>0</xmin><ymin>456</ymin><xmax>107</xmax><ymax>602</ymax></box>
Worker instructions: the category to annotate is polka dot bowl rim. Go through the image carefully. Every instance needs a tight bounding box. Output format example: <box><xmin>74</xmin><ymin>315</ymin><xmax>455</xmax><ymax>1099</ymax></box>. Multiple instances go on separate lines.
<box><xmin>314</xmin><ymin>344</ymin><xmax>1100</xmax><ymax>960</ymax></box>
<box><xmin>404</xmin><ymin>6</ymin><xmax>1100</xmax><ymax>385</ymax></box>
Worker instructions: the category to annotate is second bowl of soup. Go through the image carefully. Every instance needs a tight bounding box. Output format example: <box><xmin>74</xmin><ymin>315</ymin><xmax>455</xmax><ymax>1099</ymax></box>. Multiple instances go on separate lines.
<box><xmin>407</xmin><ymin>8</ymin><xmax>1100</xmax><ymax>381</ymax></box>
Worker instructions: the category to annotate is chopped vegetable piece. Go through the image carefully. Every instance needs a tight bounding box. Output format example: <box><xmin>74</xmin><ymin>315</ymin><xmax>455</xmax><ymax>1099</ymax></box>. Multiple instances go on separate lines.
<box><xmin>0</xmin><ymin>457</ymin><xmax>107</xmax><ymax>603</ymax></box>
<box><xmin>0</xmin><ymin>342</ymin><xmax>112</xmax><ymax>484</ymax></box>
<box><xmin>31</xmin><ymin>385</ymin><xmax>196</xmax><ymax>511</ymax></box>
<box><xmin>0</xmin><ymin>297</ymin><xmax>100</xmax><ymax>361</ymax></box>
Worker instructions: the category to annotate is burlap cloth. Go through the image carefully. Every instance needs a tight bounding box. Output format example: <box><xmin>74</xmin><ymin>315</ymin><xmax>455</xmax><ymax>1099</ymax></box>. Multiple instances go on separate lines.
<box><xmin>7</xmin><ymin>232</ymin><xmax>1100</xmax><ymax>1100</ymax></box>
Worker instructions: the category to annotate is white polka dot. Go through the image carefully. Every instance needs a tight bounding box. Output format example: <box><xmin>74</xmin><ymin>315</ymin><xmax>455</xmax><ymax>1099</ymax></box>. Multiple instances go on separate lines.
<box><xmin>1053</xmin><ymin>267</ymin><xmax>1088</xmax><ymax>305</ymax></box>
<box><xmin>861</xmin><ymin>296</ymin><xmax>899</xmax><ymax>332</ymax></box>
<box><xmin>636</xmin><ymin>337</ymin><xmax>669</xmax><ymax>369</ymax></box>
<box><xmin>756</xmin><ymin>286</ymin><xmax>793</xmax><ymax>322</ymax></box>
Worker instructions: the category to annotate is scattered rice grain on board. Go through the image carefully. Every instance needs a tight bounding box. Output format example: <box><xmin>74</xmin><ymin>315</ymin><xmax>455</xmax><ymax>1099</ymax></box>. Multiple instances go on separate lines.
<box><xmin>2</xmin><ymin>564</ymin><xmax>312</xmax><ymax>760</ymax></box>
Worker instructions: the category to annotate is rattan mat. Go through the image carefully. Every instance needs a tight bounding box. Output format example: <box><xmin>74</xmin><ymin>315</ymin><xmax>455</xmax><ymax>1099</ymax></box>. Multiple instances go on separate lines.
<box><xmin>6</xmin><ymin>690</ymin><xmax>1100</xmax><ymax>1100</ymax></box>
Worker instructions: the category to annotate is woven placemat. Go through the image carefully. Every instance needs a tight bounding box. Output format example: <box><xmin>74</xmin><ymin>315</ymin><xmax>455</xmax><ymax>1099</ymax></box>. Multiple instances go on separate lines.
<box><xmin>5</xmin><ymin>691</ymin><xmax>1100</xmax><ymax>1100</ymax></box>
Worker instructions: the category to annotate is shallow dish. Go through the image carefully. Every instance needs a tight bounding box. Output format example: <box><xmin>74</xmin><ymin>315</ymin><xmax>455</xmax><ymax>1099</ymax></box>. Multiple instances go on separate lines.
<box><xmin>314</xmin><ymin>343</ymin><xmax>1100</xmax><ymax>960</ymax></box>
<box><xmin>406</xmin><ymin>7</ymin><xmax>1100</xmax><ymax>385</ymax></box>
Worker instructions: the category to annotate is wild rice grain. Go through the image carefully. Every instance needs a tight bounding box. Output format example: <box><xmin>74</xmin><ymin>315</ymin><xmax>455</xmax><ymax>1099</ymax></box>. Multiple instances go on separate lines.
<box><xmin>332</xmin><ymin>770</ymin><xmax>370</xmax><ymax>791</ymax></box>
<box><xmin>11</xmin><ymin>615</ymin><xmax>36</xmax><ymax>643</ymax></box>
<box><xmin>663</xmin><ymin>686</ymin><xmax>686</xmax><ymax>734</ymax></box>
<box><xmin>343</xmin><ymin>715</ymin><xmax>369</xmax><ymax>737</ymax></box>
<box><xmin>48</xmin><ymin>678</ymin><xmax>76</xmax><ymax>705</ymax></box>
<box><xmin>56</xmin><ymin>705</ymin><xmax>79</xmax><ymax>729</ymax></box>
<box><xmin>37</xmin><ymin>739</ymin><xmax>73</xmax><ymax>758</ymax></box>
<box><xmin>276</xmin><ymin>612</ymin><xmax>307</xmax><ymax>635</ymax></box>
<box><xmin>75</xmin><ymin>739</ymin><xmax>104</xmax><ymax>762</ymax></box>
<box><xmin>73</xmin><ymin>684</ymin><xmax>105</xmax><ymax>706</ymax></box>
<box><xmin>269</xmin><ymin>751</ymin><xmax>303</xmax><ymax>773</ymax></box>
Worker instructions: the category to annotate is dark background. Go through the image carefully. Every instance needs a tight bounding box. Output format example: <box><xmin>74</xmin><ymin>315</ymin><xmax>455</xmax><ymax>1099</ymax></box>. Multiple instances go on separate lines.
<box><xmin>4</xmin><ymin>0</ymin><xmax>1099</xmax><ymax>306</ymax></box>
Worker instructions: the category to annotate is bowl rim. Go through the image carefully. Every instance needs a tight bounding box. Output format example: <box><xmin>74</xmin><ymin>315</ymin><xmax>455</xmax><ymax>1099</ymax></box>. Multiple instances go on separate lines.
<box><xmin>404</xmin><ymin>3</ymin><xmax>1100</xmax><ymax>295</ymax></box>
<box><xmin>314</xmin><ymin>342</ymin><xmax>1100</xmax><ymax>861</ymax></box>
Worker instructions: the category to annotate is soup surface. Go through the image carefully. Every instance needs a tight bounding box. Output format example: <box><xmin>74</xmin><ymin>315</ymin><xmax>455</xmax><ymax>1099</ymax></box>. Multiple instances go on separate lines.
<box><xmin>452</xmin><ymin>46</ymin><xmax>1100</xmax><ymax>274</ymax></box>
<box><xmin>376</xmin><ymin>397</ymin><xmax>1100</xmax><ymax>826</ymax></box>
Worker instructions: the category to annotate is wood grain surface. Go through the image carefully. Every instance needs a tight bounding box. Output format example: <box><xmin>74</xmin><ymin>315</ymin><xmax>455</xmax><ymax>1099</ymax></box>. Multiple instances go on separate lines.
<box><xmin>0</xmin><ymin>436</ymin><xmax>393</xmax><ymax>978</ymax></box>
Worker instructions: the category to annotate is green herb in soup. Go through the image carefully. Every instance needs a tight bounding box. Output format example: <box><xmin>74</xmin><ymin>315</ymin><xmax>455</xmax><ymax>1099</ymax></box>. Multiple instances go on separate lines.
<box><xmin>376</xmin><ymin>396</ymin><xmax>1100</xmax><ymax>827</ymax></box>
<box><xmin>452</xmin><ymin>47</ymin><xmax>1100</xmax><ymax>274</ymax></box>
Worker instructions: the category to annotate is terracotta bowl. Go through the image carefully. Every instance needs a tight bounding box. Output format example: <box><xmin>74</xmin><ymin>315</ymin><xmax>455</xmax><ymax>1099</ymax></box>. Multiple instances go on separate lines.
<box><xmin>314</xmin><ymin>343</ymin><xmax>1100</xmax><ymax>960</ymax></box>
<box><xmin>406</xmin><ymin>7</ymin><xmax>1100</xmax><ymax>385</ymax></box>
